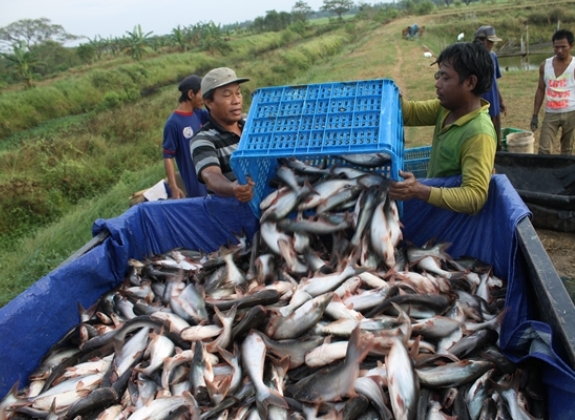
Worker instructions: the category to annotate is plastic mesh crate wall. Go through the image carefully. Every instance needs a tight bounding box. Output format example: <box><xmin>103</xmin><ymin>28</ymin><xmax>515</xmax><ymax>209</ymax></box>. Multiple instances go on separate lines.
<box><xmin>404</xmin><ymin>146</ymin><xmax>431</xmax><ymax>179</ymax></box>
<box><xmin>230</xmin><ymin>79</ymin><xmax>404</xmax><ymax>218</ymax></box>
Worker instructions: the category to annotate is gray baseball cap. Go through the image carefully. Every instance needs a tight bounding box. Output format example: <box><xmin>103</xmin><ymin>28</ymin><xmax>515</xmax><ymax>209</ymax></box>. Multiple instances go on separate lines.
<box><xmin>201</xmin><ymin>67</ymin><xmax>250</xmax><ymax>98</ymax></box>
<box><xmin>474</xmin><ymin>25</ymin><xmax>502</xmax><ymax>42</ymax></box>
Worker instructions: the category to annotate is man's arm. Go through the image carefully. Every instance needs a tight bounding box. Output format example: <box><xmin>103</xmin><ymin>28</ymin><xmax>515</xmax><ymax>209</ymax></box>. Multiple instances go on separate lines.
<box><xmin>163</xmin><ymin>158</ymin><xmax>185</xmax><ymax>199</ymax></box>
<box><xmin>427</xmin><ymin>133</ymin><xmax>496</xmax><ymax>214</ymax></box>
<box><xmin>531</xmin><ymin>62</ymin><xmax>546</xmax><ymax>130</ymax></box>
<box><xmin>402</xmin><ymin>99</ymin><xmax>442</xmax><ymax>127</ymax></box>
<box><xmin>498</xmin><ymin>87</ymin><xmax>506</xmax><ymax>115</ymax></box>
<box><xmin>162</xmin><ymin>119</ymin><xmax>186</xmax><ymax>198</ymax></box>
<box><xmin>201</xmin><ymin>166</ymin><xmax>254</xmax><ymax>203</ymax></box>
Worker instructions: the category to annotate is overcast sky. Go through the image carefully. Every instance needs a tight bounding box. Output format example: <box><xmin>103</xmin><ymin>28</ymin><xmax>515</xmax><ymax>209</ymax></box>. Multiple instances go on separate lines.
<box><xmin>1</xmin><ymin>0</ymin><xmax>328</xmax><ymax>43</ymax></box>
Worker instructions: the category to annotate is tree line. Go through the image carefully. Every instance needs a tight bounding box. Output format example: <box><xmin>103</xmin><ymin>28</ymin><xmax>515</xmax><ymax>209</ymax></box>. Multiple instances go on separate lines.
<box><xmin>0</xmin><ymin>0</ymin><xmax>489</xmax><ymax>89</ymax></box>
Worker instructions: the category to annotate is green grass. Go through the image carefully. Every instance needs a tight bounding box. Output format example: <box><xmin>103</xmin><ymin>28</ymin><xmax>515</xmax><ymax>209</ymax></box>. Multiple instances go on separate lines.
<box><xmin>0</xmin><ymin>164</ymin><xmax>165</xmax><ymax>305</ymax></box>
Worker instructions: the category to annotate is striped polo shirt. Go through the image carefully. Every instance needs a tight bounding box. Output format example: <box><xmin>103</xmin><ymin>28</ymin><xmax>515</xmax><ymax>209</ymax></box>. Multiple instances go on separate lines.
<box><xmin>190</xmin><ymin>116</ymin><xmax>244</xmax><ymax>185</ymax></box>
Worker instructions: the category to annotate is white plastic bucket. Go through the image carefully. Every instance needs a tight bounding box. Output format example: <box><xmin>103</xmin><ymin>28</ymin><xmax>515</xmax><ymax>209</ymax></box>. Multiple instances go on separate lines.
<box><xmin>506</xmin><ymin>131</ymin><xmax>534</xmax><ymax>153</ymax></box>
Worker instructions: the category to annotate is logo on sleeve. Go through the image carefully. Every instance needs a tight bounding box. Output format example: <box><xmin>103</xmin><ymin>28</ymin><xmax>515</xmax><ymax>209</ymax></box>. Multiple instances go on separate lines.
<box><xmin>183</xmin><ymin>127</ymin><xmax>194</xmax><ymax>139</ymax></box>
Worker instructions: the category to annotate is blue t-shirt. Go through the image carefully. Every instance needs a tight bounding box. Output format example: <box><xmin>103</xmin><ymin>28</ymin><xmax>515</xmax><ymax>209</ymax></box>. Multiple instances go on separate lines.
<box><xmin>162</xmin><ymin>109</ymin><xmax>209</xmax><ymax>197</ymax></box>
<box><xmin>482</xmin><ymin>51</ymin><xmax>502</xmax><ymax>118</ymax></box>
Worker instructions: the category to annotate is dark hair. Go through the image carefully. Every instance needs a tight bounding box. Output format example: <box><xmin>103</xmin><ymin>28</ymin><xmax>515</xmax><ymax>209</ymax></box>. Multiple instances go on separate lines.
<box><xmin>435</xmin><ymin>41</ymin><xmax>493</xmax><ymax>96</ymax></box>
<box><xmin>179</xmin><ymin>89</ymin><xmax>201</xmax><ymax>103</ymax></box>
<box><xmin>202</xmin><ymin>89</ymin><xmax>215</xmax><ymax>111</ymax></box>
<box><xmin>552</xmin><ymin>29</ymin><xmax>575</xmax><ymax>45</ymax></box>
<box><xmin>178</xmin><ymin>75</ymin><xmax>202</xmax><ymax>103</ymax></box>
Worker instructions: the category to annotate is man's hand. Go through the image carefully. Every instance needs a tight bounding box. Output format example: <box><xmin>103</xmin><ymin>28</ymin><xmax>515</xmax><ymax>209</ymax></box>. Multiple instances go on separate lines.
<box><xmin>170</xmin><ymin>186</ymin><xmax>185</xmax><ymax>199</ymax></box>
<box><xmin>389</xmin><ymin>170</ymin><xmax>430</xmax><ymax>202</ymax></box>
<box><xmin>233</xmin><ymin>177</ymin><xmax>255</xmax><ymax>203</ymax></box>
<box><xmin>530</xmin><ymin>115</ymin><xmax>538</xmax><ymax>132</ymax></box>
<box><xmin>500</xmin><ymin>102</ymin><xmax>506</xmax><ymax>116</ymax></box>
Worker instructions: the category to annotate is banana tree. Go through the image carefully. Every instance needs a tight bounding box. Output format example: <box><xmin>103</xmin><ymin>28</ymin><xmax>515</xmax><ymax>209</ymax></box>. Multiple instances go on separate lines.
<box><xmin>171</xmin><ymin>25</ymin><xmax>187</xmax><ymax>52</ymax></box>
<box><xmin>1</xmin><ymin>40</ymin><xmax>43</xmax><ymax>88</ymax></box>
<box><xmin>123</xmin><ymin>24</ymin><xmax>153</xmax><ymax>61</ymax></box>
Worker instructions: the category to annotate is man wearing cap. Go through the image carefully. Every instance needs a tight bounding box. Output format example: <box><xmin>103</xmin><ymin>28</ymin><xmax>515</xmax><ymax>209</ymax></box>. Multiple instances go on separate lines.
<box><xmin>190</xmin><ymin>67</ymin><xmax>254</xmax><ymax>203</ymax></box>
<box><xmin>531</xmin><ymin>29</ymin><xmax>575</xmax><ymax>155</ymax></box>
<box><xmin>474</xmin><ymin>25</ymin><xmax>506</xmax><ymax>150</ymax></box>
<box><xmin>162</xmin><ymin>75</ymin><xmax>209</xmax><ymax>198</ymax></box>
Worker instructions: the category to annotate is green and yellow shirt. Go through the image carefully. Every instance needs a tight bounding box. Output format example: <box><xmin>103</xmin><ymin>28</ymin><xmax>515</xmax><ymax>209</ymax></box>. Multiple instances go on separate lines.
<box><xmin>402</xmin><ymin>99</ymin><xmax>496</xmax><ymax>215</ymax></box>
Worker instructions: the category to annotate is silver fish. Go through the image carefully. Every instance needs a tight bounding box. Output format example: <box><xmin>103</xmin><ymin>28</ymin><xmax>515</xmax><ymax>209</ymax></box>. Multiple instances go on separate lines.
<box><xmin>241</xmin><ymin>331</ymin><xmax>288</xmax><ymax>418</ymax></box>
<box><xmin>350</xmin><ymin>186</ymin><xmax>380</xmax><ymax>247</ymax></box>
<box><xmin>128</xmin><ymin>391</ymin><xmax>199</xmax><ymax>420</ymax></box>
<box><xmin>415</xmin><ymin>360</ymin><xmax>492</xmax><ymax>388</ymax></box>
<box><xmin>354</xmin><ymin>376</ymin><xmax>393</xmax><ymax>420</ymax></box>
<box><xmin>370</xmin><ymin>191</ymin><xmax>395</xmax><ymax>268</ymax></box>
<box><xmin>260</xmin><ymin>334</ymin><xmax>325</xmax><ymax>369</ymax></box>
<box><xmin>338</xmin><ymin>153</ymin><xmax>392</xmax><ymax>167</ymax></box>
<box><xmin>260</xmin><ymin>221</ymin><xmax>292</xmax><ymax>255</ymax></box>
<box><xmin>386</xmin><ymin>336</ymin><xmax>418</xmax><ymax>420</ymax></box>
<box><xmin>286</xmin><ymin>327</ymin><xmax>372</xmax><ymax>403</ymax></box>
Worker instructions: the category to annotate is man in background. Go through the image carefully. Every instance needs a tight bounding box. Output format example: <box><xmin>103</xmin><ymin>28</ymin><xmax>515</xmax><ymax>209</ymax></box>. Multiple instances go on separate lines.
<box><xmin>474</xmin><ymin>25</ymin><xmax>506</xmax><ymax>150</ymax></box>
<box><xmin>531</xmin><ymin>29</ymin><xmax>575</xmax><ymax>155</ymax></box>
<box><xmin>162</xmin><ymin>75</ymin><xmax>209</xmax><ymax>198</ymax></box>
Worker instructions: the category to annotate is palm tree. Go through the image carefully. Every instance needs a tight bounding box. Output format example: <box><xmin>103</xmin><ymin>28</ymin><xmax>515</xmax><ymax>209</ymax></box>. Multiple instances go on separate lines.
<box><xmin>1</xmin><ymin>40</ymin><xmax>43</xmax><ymax>88</ymax></box>
<box><xmin>123</xmin><ymin>24</ymin><xmax>153</xmax><ymax>61</ymax></box>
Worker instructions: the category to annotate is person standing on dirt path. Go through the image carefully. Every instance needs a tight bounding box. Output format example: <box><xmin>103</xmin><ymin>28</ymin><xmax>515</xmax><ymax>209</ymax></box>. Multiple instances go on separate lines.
<box><xmin>190</xmin><ymin>67</ymin><xmax>254</xmax><ymax>203</ymax></box>
<box><xmin>390</xmin><ymin>42</ymin><xmax>496</xmax><ymax>215</ymax></box>
<box><xmin>531</xmin><ymin>29</ymin><xmax>575</xmax><ymax>155</ymax></box>
<box><xmin>474</xmin><ymin>25</ymin><xmax>506</xmax><ymax>151</ymax></box>
<box><xmin>162</xmin><ymin>75</ymin><xmax>209</xmax><ymax>198</ymax></box>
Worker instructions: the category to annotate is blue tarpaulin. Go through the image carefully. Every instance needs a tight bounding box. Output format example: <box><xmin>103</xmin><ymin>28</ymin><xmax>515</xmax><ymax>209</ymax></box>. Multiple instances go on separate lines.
<box><xmin>1</xmin><ymin>175</ymin><xmax>574</xmax><ymax>417</ymax></box>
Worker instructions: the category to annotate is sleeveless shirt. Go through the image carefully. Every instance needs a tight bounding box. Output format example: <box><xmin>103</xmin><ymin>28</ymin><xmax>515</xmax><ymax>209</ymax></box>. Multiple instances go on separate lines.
<box><xmin>544</xmin><ymin>56</ymin><xmax>575</xmax><ymax>113</ymax></box>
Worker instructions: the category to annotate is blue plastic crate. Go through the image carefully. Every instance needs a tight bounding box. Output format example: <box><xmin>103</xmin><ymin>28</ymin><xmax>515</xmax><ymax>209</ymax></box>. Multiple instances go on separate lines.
<box><xmin>404</xmin><ymin>145</ymin><xmax>431</xmax><ymax>179</ymax></box>
<box><xmin>230</xmin><ymin>79</ymin><xmax>404</xmax><ymax>218</ymax></box>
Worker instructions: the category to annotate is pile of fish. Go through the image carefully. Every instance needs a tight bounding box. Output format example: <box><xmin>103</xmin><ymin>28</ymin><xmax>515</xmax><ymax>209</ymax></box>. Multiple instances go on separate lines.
<box><xmin>1</xmin><ymin>157</ymin><xmax>547</xmax><ymax>420</ymax></box>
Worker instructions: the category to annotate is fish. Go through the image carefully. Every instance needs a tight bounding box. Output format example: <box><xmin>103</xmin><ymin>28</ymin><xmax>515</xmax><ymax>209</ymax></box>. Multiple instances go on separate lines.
<box><xmin>6</xmin><ymin>157</ymin><xmax>542</xmax><ymax>420</ymax></box>
<box><xmin>65</xmin><ymin>387</ymin><xmax>118</xmax><ymax>419</ymax></box>
<box><xmin>465</xmin><ymin>368</ymin><xmax>494</xmax><ymax>420</ymax></box>
<box><xmin>276</xmin><ymin>165</ymin><xmax>302</xmax><ymax>191</ymax></box>
<box><xmin>128</xmin><ymin>391</ymin><xmax>199</xmax><ymax>420</ymax></box>
<box><xmin>415</xmin><ymin>360</ymin><xmax>493</xmax><ymax>388</ymax></box>
<box><xmin>354</xmin><ymin>375</ymin><xmax>393</xmax><ymax>419</ymax></box>
<box><xmin>386</xmin><ymin>335</ymin><xmax>418</xmax><ymax>420</ymax></box>
<box><xmin>285</xmin><ymin>327</ymin><xmax>372</xmax><ymax>403</ymax></box>
<box><xmin>278</xmin><ymin>212</ymin><xmax>355</xmax><ymax>235</ymax></box>
<box><xmin>267</xmin><ymin>293</ymin><xmax>334</xmax><ymax>339</ymax></box>
<box><xmin>338</xmin><ymin>153</ymin><xmax>392</xmax><ymax>167</ymax></box>
<box><xmin>305</xmin><ymin>337</ymin><xmax>348</xmax><ymax>368</ymax></box>
<box><xmin>369</xmin><ymin>190</ymin><xmax>396</xmax><ymax>268</ymax></box>
<box><xmin>350</xmin><ymin>186</ymin><xmax>380</xmax><ymax>247</ymax></box>
<box><xmin>261</xmin><ymin>181</ymin><xmax>314</xmax><ymax>222</ymax></box>
<box><xmin>260</xmin><ymin>221</ymin><xmax>292</xmax><ymax>255</ymax></box>
<box><xmin>278</xmin><ymin>157</ymin><xmax>330</xmax><ymax>176</ymax></box>
<box><xmin>298</xmin><ymin>179</ymin><xmax>359</xmax><ymax>210</ymax></box>
<box><xmin>241</xmin><ymin>330</ymin><xmax>288</xmax><ymax>418</ymax></box>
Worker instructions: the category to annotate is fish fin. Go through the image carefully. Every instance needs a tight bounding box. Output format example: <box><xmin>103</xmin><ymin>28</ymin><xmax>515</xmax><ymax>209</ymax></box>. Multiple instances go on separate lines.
<box><xmin>423</xmin><ymin>237</ymin><xmax>437</xmax><ymax>249</ymax></box>
<box><xmin>409</xmin><ymin>335</ymin><xmax>421</xmax><ymax>359</ymax></box>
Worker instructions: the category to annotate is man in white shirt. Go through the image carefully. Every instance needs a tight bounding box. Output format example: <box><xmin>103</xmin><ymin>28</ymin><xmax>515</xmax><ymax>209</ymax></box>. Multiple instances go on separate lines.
<box><xmin>531</xmin><ymin>29</ymin><xmax>575</xmax><ymax>155</ymax></box>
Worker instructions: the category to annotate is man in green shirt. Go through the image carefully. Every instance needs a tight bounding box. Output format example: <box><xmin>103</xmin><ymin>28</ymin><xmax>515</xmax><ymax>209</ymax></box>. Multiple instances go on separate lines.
<box><xmin>390</xmin><ymin>42</ymin><xmax>496</xmax><ymax>215</ymax></box>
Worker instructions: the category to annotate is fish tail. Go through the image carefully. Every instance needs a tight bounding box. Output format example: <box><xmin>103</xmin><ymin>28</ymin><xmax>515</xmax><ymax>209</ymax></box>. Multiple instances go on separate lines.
<box><xmin>437</xmin><ymin>242</ymin><xmax>453</xmax><ymax>260</ymax></box>
<box><xmin>345</xmin><ymin>327</ymin><xmax>373</xmax><ymax>367</ymax></box>
<box><xmin>257</xmin><ymin>387</ymin><xmax>289</xmax><ymax>418</ymax></box>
